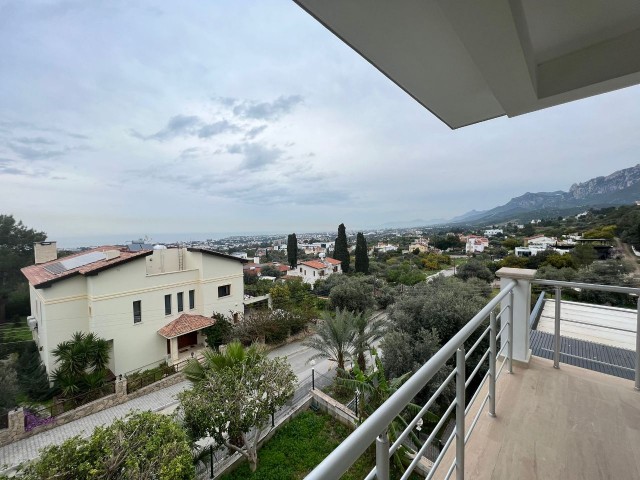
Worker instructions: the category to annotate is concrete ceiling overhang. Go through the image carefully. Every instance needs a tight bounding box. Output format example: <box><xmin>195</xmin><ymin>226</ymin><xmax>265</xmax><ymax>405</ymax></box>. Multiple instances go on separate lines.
<box><xmin>294</xmin><ymin>0</ymin><xmax>640</xmax><ymax>129</ymax></box>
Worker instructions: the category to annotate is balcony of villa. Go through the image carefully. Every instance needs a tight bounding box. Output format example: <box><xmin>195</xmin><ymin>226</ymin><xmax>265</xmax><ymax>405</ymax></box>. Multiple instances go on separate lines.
<box><xmin>304</xmin><ymin>268</ymin><xmax>640</xmax><ymax>480</ymax></box>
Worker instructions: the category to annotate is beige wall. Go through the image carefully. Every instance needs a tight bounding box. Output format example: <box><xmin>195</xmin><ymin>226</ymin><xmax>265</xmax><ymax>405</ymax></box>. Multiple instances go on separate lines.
<box><xmin>30</xmin><ymin>249</ymin><xmax>244</xmax><ymax>376</ymax></box>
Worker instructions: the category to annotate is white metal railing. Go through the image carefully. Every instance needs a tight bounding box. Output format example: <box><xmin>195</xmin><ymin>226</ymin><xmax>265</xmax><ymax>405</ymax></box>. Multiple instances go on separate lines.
<box><xmin>305</xmin><ymin>279</ymin><xmax>517</xmax><ymax>480</ymax></box>
<box><xmin>532</xmin><ymin>279</ymin><xmax>640</xmax><ymax>390</ymax></box>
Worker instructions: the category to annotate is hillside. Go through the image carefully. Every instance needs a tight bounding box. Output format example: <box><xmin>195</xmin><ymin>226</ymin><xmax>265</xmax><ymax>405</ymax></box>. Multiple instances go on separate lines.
<box><xmin>451</xmin><ymin>164</ymin><xmax>640</xmax><ymax>225</ymax></box>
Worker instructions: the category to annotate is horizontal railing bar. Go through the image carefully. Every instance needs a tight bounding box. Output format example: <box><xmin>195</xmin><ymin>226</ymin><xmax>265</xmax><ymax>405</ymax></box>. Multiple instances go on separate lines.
<box><xmin>388</xmin><ymin>368</ymin><xmax>457</xmax><ymax>457</ymax></box>
<box><xmin>465</xmin><ymin>349</ymin><xmax>490</xmax><ymax>388</ymax></box>
<box><xmin>539</xmin><ymin>347</ymin><xmax>636</xmax><ymax>372</ymax></box>
<box><xmin>305</xmin><ymin>279</ymin><xmax>518</xmax><ymax>479</ymax></box>
<box><xmin>400</xmin><ymin>397</ymin><xmax>458</xmax><ymax>480</ymax></box>
<box><xmin>496</xmin><ymin>321</ymin><xmax>509</xmax><ymax>341</ymax></box>
<box><xmin>465</xmin><ymin>326</ymin><xmax>490</xmax><ymax>360</ymax></box>
<box><xmin>465</xmin><ymin>394</ymin><xmax>490</xmax><ymax>444</ymax></box>
<box><xmin>495</xmin><ymin>304</ymin><xmax>510</xmax><ymax>320</ymax></box>
<box><xmin>444</xmin><ymin>456</ymin><xmax>456</xmax><ymax>480</ymax></box>
<box><xmin>425</xmin><ymin>427</ymin><xmax>456</xmax><ymax>480</ymax></box>
<box><xmin>533</xmin><ymin>279</ymin><xmax>640</xmax><ymax>295</ymax></box>
<box><xmin>465</xmin><ymin>370</ymin><xmax>490</xmax><ymax>416</ymax></box>
<box><xmin>497</xmin><ymin>340</ymin><xmax>509</xmax><ymax>358</ymax></box>
<box><xmin>496</xmin><ymin>354</ymin><xmax>509</xmax><ymax>381</ymax></box>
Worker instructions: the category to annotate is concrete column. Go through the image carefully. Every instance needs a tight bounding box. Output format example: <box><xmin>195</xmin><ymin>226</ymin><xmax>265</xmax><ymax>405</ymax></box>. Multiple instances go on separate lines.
<box><xmin>115</xmin><ymin>377</ymin><xmax>127</xmax><ymax>397</ymax></box>
<box><xmin>170</xmin><ymin>337</ymin><xmax>179</xmax><ymax>364</ymax></box>
<box><xmin>8</xmin><ymin>408</ymin><xmax>25</xmax><ymax>435</ymax></box>
<box><xmin>495</xmin><ymin>267</ymin><xmax>536</xmax><ymax>365</ymax></box>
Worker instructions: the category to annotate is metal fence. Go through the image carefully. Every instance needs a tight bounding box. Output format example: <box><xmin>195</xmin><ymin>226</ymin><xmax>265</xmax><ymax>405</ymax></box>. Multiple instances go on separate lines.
<box><xmin>532</xmin><ymin>279</ymin><xmax>640</xmax><ymax>389</ymax></box>
<box><xmin>25</xmin><ymin>380</ymin><xmax>117</xmax><ymax>431</ymax></box>
<box><xmin>125</xmin><ymin>357</ymin><xmax>194</xmax><ymax>394</ymax></box>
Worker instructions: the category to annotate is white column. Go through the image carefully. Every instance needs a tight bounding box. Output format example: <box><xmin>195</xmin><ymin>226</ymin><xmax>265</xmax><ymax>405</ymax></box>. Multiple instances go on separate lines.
<box><xmin>170</xmin><ymin>337</ymin><xmax>179</xmax><ymax>364</ymax></box>
<box><xmin>495</xmin><ymin>267</ymin><xmax>536</xmax><ymax>364</ymax></box>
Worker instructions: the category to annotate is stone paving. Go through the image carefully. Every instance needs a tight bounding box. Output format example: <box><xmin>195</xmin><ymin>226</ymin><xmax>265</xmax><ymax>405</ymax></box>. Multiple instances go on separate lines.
<box><xmin>0</xmin><ymin>381</ymin><xmax>189</xmax><ymax>470</ymax></box>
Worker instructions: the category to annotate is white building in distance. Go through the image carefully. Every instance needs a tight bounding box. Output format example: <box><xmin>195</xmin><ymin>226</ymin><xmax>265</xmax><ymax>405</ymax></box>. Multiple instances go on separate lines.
<box><xmin>290</xmin><ymin>257</ymin><xmax>342</xmax><ymax>286</ymax></box>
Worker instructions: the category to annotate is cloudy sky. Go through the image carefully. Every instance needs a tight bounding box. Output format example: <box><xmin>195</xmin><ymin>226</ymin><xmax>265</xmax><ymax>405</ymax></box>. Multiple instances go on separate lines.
<box><xmin>2</xmin><ymin>1</ymin><xmax>640</xmax><ymax>246</ymax></box>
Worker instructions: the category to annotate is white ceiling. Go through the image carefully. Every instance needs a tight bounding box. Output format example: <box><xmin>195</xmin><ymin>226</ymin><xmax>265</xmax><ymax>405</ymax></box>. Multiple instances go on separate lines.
<box><xmin>295</xmin><ymin>0</ymin><xmax>640</xmax><ymax>129</ymax></box>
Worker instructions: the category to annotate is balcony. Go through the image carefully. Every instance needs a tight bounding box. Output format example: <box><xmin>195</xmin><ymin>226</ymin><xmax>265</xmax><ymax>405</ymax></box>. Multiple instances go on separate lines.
<box><xmin>304</xmin><ymin>268</ymin><xmax>640</xmax><ymax>480</ymax></box>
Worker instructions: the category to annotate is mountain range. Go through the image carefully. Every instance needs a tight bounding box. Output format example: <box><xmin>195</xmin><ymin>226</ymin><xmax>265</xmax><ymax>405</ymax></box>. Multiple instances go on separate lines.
<box><xmin>450</xmin><ymin>164</ymin><xmax>640</xmax><ymax>226</ymax></box>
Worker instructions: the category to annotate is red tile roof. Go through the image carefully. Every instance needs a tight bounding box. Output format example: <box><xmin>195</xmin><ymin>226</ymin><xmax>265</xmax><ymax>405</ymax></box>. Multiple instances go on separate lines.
<box><xmin>21</xmin><ymin>246</ymin><xmax>152</xmax><ymax>288</ymax></box>
<box><xmin>325</xmin><ymin>257</ymin><xmax>341</xmax><ymax>265</ymax></box>
<box><xmin>157</xmin><ymin>313</ymin><xmax>215</xmax><ymax>339</ymax></box>
<box><xmin>300</xmin><ymin>260</ymin><xmax>327</xmax><ymax>269</ymax></box>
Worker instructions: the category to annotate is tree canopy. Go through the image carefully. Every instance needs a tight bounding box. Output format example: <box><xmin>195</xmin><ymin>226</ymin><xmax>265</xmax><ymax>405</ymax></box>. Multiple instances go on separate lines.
<box><xmin>12</xmin><ymin>411</ymin><xmax>194</xmax><ymax>479</ymax></box>
<box><xmin>0</xmin><ymin>215</ymin><xmax>46</xmax><ymax>322</ymax></box>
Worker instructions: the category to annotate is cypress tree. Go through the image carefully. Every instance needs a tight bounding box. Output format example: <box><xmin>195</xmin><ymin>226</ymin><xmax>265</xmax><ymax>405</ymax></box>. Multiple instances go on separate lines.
<box><xmin>334</xmin><ymin>223</ymin><xmax>350</xmax><ymax>273</ymax></box>
<box><xmin>287</xmin><ymin>233</ymin><xmax>298</xmax><ymax>269</ymax></box>
<box><xmin>17</xmin><ymin>342</ymin><xmax>51</xmax><ymax>401</ymax></box>
<box><xmin>354</xmin><ymin>232</ymin><xmax>369</xmax><ymax>274</ymax></box>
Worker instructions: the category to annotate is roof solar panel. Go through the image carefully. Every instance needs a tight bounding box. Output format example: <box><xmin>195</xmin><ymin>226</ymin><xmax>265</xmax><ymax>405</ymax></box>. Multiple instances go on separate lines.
<box><xmin>60</xmin><ymin>251</ymin><xmax>107</xmax><ymax>271</ymax></box>
<box><xmin>44</xmin><ymin>262</ymin><xmax>67</xmax><ymax>275</ymax></box>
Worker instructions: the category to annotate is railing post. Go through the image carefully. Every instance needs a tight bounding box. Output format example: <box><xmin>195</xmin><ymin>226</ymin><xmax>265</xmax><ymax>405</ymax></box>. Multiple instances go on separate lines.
<box><xmin>495</xmin><ymin>268</ymin><xmax>536</xmax><ymax>365</ymax></box>
<box><xmin>554</xmin><ymin>287</ymin><xmax>562</xmax><ymax>369</ymax></box>
<box><xmin>375</xmin><ymin>430</ymin><xmax>390</xmax><ymax>480</ymax></box>
<box><xmin>489</xmin><ymin>311</ymin><xmax>497</xmax><ymax>417</ymax></box>
<box><xmin>508</xmin><ymin>290</ymin><xmax>514</xmax><ymax>374</ymax></box>
<box><xmin>636</xmin><ymin>297</ymin><xmax>640</xmax><ymax>391</ymax></box>
<box><xmin>456</xmin><ymin>346</ymin><xmax>465</xmax><ymax>480</ymax></box>
<box><xmin>312</xmin><ymin>368</ymin><xmax>315</xmax><ymax>390</ymax></box>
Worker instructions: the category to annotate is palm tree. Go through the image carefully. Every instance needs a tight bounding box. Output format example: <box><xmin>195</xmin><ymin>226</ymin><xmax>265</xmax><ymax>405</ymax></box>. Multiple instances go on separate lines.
<box><xmin>303</xmin><ymin>309</ymin><xmax>357</xmax><ymax>373</ymax></box>
<box><xmin>183</xmin><ymin>341</ymin><xmax>265</xmax><ymax>385</ymax></box>
<box><xmin>353</xmin><ymin>310</ymin><xmax>387</xmax><ymax>371</ymax></box>
<box><xmin>51</xmin><ymin>331</ymin><xmax>110</xmax><ymax>397</ymax></box>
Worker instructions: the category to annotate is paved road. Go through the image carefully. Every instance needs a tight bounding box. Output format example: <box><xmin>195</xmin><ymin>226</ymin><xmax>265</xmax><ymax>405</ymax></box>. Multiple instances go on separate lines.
<box><xmin>0</xmin><ymin>335</ymin><xmax>343</xmax><ymax>471</ymax></box>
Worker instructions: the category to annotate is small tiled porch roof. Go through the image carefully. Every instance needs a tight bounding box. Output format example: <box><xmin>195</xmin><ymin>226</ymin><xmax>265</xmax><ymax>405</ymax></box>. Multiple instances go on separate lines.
<box><xmin>157</xmin><ymin>314</ymin><xmax>215</xmax><ymax>339</ymax></box>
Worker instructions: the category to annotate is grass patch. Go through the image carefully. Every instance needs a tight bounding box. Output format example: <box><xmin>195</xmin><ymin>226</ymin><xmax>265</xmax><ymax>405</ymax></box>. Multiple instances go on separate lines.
<box><xmin>220</xmin><ymin>411</ymin><xmax>420</xmax><ymax>480</ymax></box>
<box><xmin>0</xmin><ymin>321</ymin><xmax>32</xmax><ymax>343</ymax></box>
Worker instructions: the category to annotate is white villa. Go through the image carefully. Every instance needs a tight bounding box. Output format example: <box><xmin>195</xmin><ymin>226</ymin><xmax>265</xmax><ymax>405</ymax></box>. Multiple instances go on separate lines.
<box><xmin>290</xmin><ymin>257</ymin><xmax>342</xmax><ymax>286</ymax></box>
<box><xmin>22</xmin><ymin>242</ymin><xmax>246</xmax><ymax>376</ymax></box>
<box><xmin>465</xmin><ymin>235</ymin><xmax>489</xmax><ymax>254</ymax></box>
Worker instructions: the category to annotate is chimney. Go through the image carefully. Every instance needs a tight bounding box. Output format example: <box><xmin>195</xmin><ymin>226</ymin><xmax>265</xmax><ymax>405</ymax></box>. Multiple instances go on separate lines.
<box><xmin>34</xmin><ymin>241</ymin><xmax>57</xmax><ymax>264</ymax></box>
<box><xmin>254</xmin><ymin>256</ymin><xmax>260</xmax><ymax>264</ymax></box>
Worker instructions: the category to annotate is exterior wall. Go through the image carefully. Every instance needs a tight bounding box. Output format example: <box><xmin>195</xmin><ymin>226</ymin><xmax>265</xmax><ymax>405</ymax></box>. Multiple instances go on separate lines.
<box><xmin>200</xmin><ymin>254</ymin><xmax>244</xmax><ymax>317</ymax></box>
<box><xmin>28</xmin><ymin>249</ymin><xmax>244</xmax><ymax>376</ymax></box>
<box><xmin>35</xmin><ymin>276</ymin><xmax>90</xmax><ymax>373</ymax></box>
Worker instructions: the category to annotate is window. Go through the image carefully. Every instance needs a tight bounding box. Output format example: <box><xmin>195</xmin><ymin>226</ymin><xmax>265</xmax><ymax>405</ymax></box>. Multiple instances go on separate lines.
<box><xmin>164</xmin><ymin>294</ymin><xmax>172</xmax><ymax>315</ymax></box>
<box><xmin>133</xmin><ymin>300</ymin><xmax>141</xmax><ymax>323</ymax></box>
<box><xmin>177</xmin><ymin>292</ymin><xmax>184</xmax><ymax>312</ymax></box>
<box><xmin>218</xmin><ymin>284</ymin><xmax>231</xmax><ymax>297</ymax></box>
<box><xmin>189</xmin><ymin>290</ymin><xmax>195</xmax><ymax>309</ymax></box>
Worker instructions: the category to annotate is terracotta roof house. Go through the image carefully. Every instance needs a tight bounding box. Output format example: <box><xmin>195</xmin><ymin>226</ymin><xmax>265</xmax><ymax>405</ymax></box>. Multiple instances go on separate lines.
<box><xmin>22</xmin><ymin>242</ymin><xmax>246</xmax><ymax>376</ymax></box>
<box><xmin>290</xmin><ymin>257</ymin><xmax>342</xmax><ymax>286</ymax></box>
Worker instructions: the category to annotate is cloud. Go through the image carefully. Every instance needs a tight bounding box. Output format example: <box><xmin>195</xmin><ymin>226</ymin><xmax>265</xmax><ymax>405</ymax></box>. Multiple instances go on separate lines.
<box><xmin>231</xmin><ymin>95</ymin><xmax>303</xmax><ymax>120</ymax></box>
<box><xmin>132</xmin><ymin>115</ymin><xmax>241</xmax><ymax>141</ymax></box>
<box><xmin>227</xmin><ymin>142</ymin><xmax>283</xmax><ymax>171</ymax></box>
<box><xmin>0</xmin><ymin>120</ymin><xmax>88</xmax><ymax>140</ymax></box>
<box><xmin>198</xmin><ymin>120</ymin><xmax>239</xmax><ymax>138</ymax></box>
<box><xmin>14</xmin><ymin>136</ymin><xmax>56</xmax><ymax>145</ymax></box>
<box><xmin>7</xmin><ymin>142</ymin><xmax>69</xmax><ymax>160</ymax></box>
<box><xmin>244</xmin><ymin>125</ymin><xmax>267</xmax><ymax>140</ymax></box>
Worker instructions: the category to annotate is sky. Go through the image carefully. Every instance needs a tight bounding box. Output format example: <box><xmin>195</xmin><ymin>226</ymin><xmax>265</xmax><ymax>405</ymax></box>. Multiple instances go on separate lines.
<box><xmin>2</xmin><ymin>1</ymin><xmax>640</xmax><ymax>246</ymax></box>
